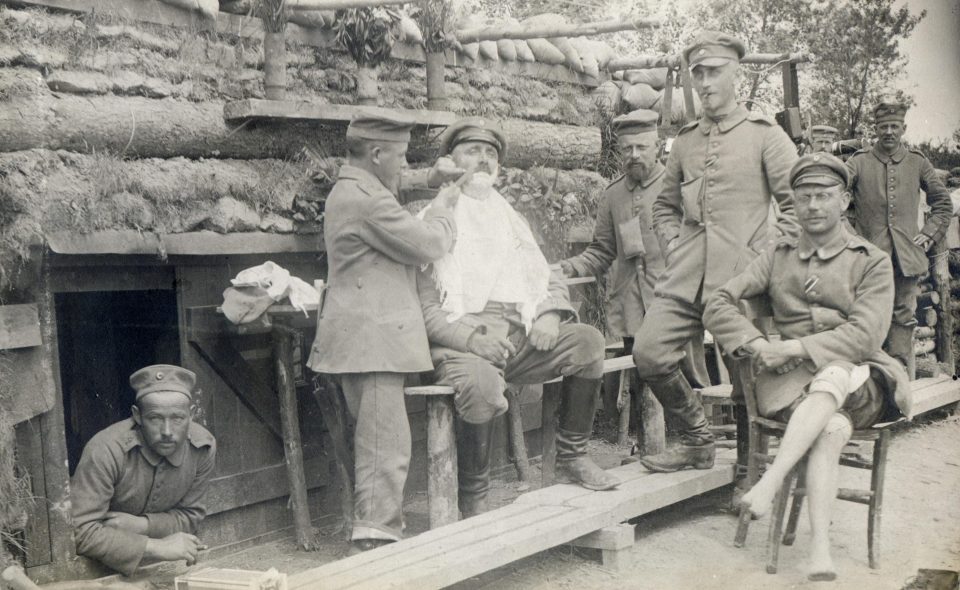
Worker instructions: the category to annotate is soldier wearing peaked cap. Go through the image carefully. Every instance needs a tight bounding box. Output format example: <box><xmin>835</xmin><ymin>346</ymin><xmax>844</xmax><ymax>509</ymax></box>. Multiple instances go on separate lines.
<box><xmin>846</xmin><ymin>97</ymin><xmax>952</xmax><ymax>376</ymax></box>
<box><xmin>704</xmin><ymin>153</ymin><xmax>908</xmax><ymax>581</ymax></box>
<box><xmin>417</xmin><ymin>117</ymin><xmax>620</xmax><ymax>519</ymax></box>
<box><xmin>71</xmin><ymin>365</ymin><xmax>217</xmax><ymax>576</ymax></box>
<box><xmin>810</xmin><ymin>125</ymin><xmax>839</xmax><ymax>153</ymax></box>
<box><xmin>308</xmin><ymin>113</ymin><xmax>461</xmax><ymax>552</ymax></box>
<box><xmin>560</xmin><ymin>109</ymin><xmax>708</xmax><ymax>460</ymax></box>
<box><xmin>630</xmin><ymin>30</ymin><xmax>800</xmax><ymax>477</ymax></box>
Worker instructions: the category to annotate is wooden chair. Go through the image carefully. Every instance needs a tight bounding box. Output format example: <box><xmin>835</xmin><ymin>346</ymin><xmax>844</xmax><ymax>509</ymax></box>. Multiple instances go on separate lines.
<box><xmin>732</xmin><ymin>360</ymin><xmax>900</xmax><ymax>573</ymax></box>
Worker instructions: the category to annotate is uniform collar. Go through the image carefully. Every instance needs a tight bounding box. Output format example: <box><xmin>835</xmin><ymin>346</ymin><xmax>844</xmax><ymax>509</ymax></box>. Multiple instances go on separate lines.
<box><xmin>871</xmin><ymin>143</ymin><xmax>907</xmax><ymax>164</ymax></box>
<box><xmin>623</xmin><ymin>164</ymin><xmax>665</xmax><ymax>191</ymax></box>
<box><xmin>123</xmin><ymin>417</ymin><xmax>196</xmax><ymax>468</ymax></box>
<box><xmin>337</xmin><ymin>163</ymin><xmax>388</xmax><ymax>188</ymax></box>
<box><xmin>797</xmin><ymin>225</ymin><xmax>856</xmax><ymax>261</ymax></box>
<box><xmin>698</xmin><ymin>104</ymin><xmax>748</xmax><ymax>135</ymax></box>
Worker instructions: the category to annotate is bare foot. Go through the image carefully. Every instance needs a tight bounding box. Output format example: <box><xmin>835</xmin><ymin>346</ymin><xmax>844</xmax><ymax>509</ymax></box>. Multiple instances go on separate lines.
<box><xmin>808</xmin><ymin>539</ymin><xmax>837</xmax><ymax>581</ymax></box>
<box><xmin>738</xmin><ymin>475</ymin><xmax>780</xmax><ymax>519</ymax></box>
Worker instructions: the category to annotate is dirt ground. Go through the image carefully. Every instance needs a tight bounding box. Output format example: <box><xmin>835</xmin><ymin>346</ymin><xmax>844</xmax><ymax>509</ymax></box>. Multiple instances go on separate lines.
<box><xmin>137</xmin><ymin>409</ymin><xmax>960</xmax><ymax>590</ymax></box>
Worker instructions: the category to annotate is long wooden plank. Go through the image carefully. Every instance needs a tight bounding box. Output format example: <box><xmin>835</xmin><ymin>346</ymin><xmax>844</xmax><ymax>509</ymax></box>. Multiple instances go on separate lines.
<box><xmin>910</xmin><ymin>375</ymin><xmax>960</xmax><ymax>416</ymax></box>
<box><xmin>288</xmin><ymin>502</ymin><xmax>540</xmax><ymax>584</ymax></box>
<box><xmin>0</xmin><ymin>304</ymin><xmax>41</xmax><ymax>350</ymax></box>
<box><xmin>287</xmin><ymin>454</ymin><xmax>735</xmax><ymax>590</ymax></box>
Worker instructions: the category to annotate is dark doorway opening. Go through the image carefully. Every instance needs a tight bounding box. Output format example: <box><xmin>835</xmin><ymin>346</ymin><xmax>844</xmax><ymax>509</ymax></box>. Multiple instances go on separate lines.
<box><xmin>55</xmin><ymin>290</ymin><xmax>180</xmax><ymax>473</ymax></box>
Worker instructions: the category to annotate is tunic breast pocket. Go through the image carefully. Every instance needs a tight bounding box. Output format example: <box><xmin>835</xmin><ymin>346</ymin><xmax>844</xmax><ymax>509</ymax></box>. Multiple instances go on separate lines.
<box><xmin>617</xmin><ymin>216</ymin><xmax>646</xmax><ymax>258</ymax></box>
<box><xmin>680</xmin><ymin>177</ymin><xmax>704</xmax><ymax>225</ymax></box>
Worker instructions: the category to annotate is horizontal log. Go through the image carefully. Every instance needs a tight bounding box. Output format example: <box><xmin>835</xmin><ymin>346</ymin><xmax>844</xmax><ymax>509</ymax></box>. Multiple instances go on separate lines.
<box><xmin>607</xmin><ymin>52</ymin><xmax>808</xmax><ymax>71</ymax></box>
<box><xmin>920</xmin><ymin>307</ymin><xmax>938</xmax><ymax>327</ymax></box>
<box><xmin>0</xmin><ymin>88</ymin><xmax>598</xmax><ymax>168</ymax></box>
<box><xmin>914</xmin><ymin>339</ymin><xmax>935</xmax><ymax>355</ymax></box>
<box><xmin>918</xmin><ymin>291</ymin><xmax>940</xmax><ymax>308</ymax></box>
<box><xmin>454</xmin><ymin>17</ymin><xmax>659</xmax><ymax>43</ymax></box>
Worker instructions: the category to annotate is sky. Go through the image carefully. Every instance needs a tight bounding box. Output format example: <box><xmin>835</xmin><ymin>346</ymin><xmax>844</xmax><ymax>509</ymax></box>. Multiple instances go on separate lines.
<box><xmin>896</xmin><ymin>0</ymin><xmax>960</xmax><ymax>144</ymax></box>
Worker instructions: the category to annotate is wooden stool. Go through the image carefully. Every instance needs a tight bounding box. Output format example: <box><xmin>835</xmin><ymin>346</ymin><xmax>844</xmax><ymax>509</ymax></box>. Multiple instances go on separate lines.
<box><xmin>732</xmin><ymin>361</ymin><xmax>900</xmax><ymax>573</ymax></box>
<box><xmin>405</xmin><ymin>385</ymin><xmax>458</xmax><ymax>529</ymax></box>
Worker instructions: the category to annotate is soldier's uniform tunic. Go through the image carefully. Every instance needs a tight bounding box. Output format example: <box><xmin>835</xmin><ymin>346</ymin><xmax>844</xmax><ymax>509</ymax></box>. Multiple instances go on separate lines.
<box><xmin>308</xmin><ymin>164</ymin><xmax>456</xmax><ymax>541</ymax></box>
<box><xmin>846</xmin><ymin>144</ymin><xmax>952</xmax><ymax>328</ymax></box>
<box><xmin>72</xmin><ymin>419</ymin><xmax>216</xmax><ymax>576</ymax></box>
<box><xmin>632</xmin><ymin>104</ymin><xmax>799</xmax><ymax>442</ymax></box>
<box><xmin>704</xmin><ymin>227</ymin><xmax>911</xmax><ymax>426</ymax></box>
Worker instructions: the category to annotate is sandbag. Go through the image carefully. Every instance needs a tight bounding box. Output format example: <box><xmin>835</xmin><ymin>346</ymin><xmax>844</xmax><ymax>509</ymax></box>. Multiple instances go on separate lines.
<box><xmin>621</xmin><ymin>83</ymin><xmax>661</xmax><ymax>110</ymax></box>
<box><xmin>159</xmin><ymin>0</ymin><xmax>217</xmax><ymax>19</ymax></box>
<box><xmin>526</xmin><ymin>38</ymin><xmax>566</xmax><ymax>65</ymax></box>
<box><xmin>459</xmin><ymin>42</ymin><xmax>480</xmax><ymax>61</ymax></box>
<box><xmin>479</xmin><ymin>39</ymin><xmax>499</xmax><ymax>61</ymax></box>
<box><xmin>661</xmin><ymin>88</ymin><xmax>701</xmax><ymax>123</ymax></box>
<box><xmin>521</xmin><ymin>13</ymin><xmax>583</xmax><ymax>73</ymax></box>
<box><xmin>585</xmin><ymin>39</ymin><xmax>616</xmax><ymax>70</ymax></box>
<box><xmin>624</xmin><ymin>68</ymin><xmax>669</xmax><ymax>90</ymax></box>
<box><xmin>568</xmin><ymin>37</ymin><xmax>600</xmax><ymax>78</ymax></box>
<box><xmin>514</xmin><ymin>39</ymin><xmax>536</xmax><ymax>62</ymax></box>
<box><xmin>496</xmin><ymin>38</ymin><xmax>517</xmax><ymax>61</ymax></box>
<box><xmin>591</xmin><ymin>80</ymin><xmax>621</xmax><ymax>114</ymax></box>
<box><xmin>287</xmin><ymin>9</ymin><xmax>333</xmax><ymax>29</ymax></box>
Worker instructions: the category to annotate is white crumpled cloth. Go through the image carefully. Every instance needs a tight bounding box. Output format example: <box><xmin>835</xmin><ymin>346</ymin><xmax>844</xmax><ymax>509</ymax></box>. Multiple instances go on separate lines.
<box><xmin>230</xmin><ymin>261</ymin><xmax>320</xmax><ymax>315</ymax></box>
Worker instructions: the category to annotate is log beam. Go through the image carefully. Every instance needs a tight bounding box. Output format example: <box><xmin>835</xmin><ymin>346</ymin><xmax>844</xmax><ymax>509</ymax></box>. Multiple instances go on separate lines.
<box><xmin>454</xmin><ymin>17</ymin><xmax>659</xmax><ymax>44</ymax></box>
<box><xmin>607</xmin><ymin>52</ymin><xmax>809</xmax><ymax>72</ymax></box>
<box><xmin>0</xmin><ymin>91</ymin><xmax>599</xmax><ymax>169</ymax></box>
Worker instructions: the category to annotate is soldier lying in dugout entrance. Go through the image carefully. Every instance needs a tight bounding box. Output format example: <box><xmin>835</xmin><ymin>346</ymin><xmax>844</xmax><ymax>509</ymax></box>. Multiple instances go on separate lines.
<box><xmin>71</xmin><ymin>365</ymin><xmax>216</xmax><ymax>576</ymax></box>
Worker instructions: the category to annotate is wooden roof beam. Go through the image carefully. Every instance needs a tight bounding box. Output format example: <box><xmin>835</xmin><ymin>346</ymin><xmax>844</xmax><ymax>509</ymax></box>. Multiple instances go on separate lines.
<box><xmin>453</xmin><ymin>16</ymin><xmax>660</xmax><ymax>44</ymax></box>
<box><xmin>607</xmin><ymin>52</ymin><xmax>809</xmax><ymax>71</ymax></box>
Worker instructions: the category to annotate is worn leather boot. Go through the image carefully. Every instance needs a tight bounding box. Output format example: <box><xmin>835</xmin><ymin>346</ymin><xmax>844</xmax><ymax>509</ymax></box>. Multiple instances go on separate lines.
<box><xmin>456</xmin><ymin>419</ymin><xmax>494</xmax><ymax>518</ymax></box>
<box><xmin>885</xmin><ymin>323</ymin><xmax>916</xmax><ymax>379</ymax></box>
<box><xmin>555</xmin><ymin>376</ymin><xmax>620</xmax><ymax>491</ymax></box>
<box><xmin>638</xmin><ymin>370</ymin><xmax>715</xmax><ymax>473</ymax></box>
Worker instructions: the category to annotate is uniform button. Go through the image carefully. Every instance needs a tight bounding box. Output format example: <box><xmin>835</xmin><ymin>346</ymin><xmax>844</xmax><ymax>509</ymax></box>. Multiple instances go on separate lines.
<box><xmin>397</xmin><ymin>323</ymin><xmax>404</xmax><ymax>330</ymax></box>
<box><xmin>708</xmin><ymin>181</ymin><xmax>715</xmax><ymax>187</ymax></box>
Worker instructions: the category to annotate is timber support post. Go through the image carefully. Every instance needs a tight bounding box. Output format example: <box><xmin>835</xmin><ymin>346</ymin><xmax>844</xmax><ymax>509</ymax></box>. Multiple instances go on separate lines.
<box><xmin>273</xmin><ymin>322</ymin><xmax>315</xmax><ymax>550</ymax></box>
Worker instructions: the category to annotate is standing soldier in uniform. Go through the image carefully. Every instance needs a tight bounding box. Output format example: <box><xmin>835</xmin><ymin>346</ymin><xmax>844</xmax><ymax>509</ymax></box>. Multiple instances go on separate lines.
<box><xmin>308</xmin><ymin>113</ymin><xmax>461</xmax><ymax>553</ymax></box>
<box><xmin>846</xmin><ymin>98</ymin><xmax>952</xmax><ymax>376</ymax></box>
<box><xmin>810</xmin><ymin>125</ymin><xmax>839</xmax><ymax>153</ymax></box>
<box><xmin>559</xmin><ymin>109</ymin><xmax>707</xmax><ymax>459</ymax></box>
<box><xmin>631</xmin><ymin>31</ymin><xmax>800</xmax><ymax>473</ymax></box>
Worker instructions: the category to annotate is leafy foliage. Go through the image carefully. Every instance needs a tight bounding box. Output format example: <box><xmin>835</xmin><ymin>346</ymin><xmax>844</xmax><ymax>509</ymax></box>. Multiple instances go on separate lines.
<box><xmin>333</xmin><ymin>6</ymin><xmax>403</xmax><ymax>67</ymax></box>
<box><xmin>411</xmin><ymin>0</ymin><xmax>453</xmax><ymax>53</ymax></box>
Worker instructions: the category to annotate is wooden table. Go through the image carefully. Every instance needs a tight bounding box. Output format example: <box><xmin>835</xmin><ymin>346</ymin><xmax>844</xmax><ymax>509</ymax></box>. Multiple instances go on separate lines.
<box><xmin>186</xmin><ymin>303</ymin><xmax>319</xmax><ymax>550</ymax></box>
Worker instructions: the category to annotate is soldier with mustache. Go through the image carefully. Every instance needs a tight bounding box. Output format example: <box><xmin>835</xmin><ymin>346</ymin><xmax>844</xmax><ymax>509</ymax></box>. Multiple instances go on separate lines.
<box><xmin>845</xmin><ymin>98</ymin><xmax>952</xmax><ymax>376</ymax></box>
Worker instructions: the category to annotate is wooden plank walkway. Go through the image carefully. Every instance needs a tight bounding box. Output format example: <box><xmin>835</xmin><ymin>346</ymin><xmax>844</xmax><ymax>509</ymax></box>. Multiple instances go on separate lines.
<box><xmin>285</xmin><ymin>453</ymin><xmax>736</xmax><ymax>590</ymax></box>
<box><xmin>910</xmin><ymin>375</ymin><xmax>960</xmax><ymax>416</ymax></box>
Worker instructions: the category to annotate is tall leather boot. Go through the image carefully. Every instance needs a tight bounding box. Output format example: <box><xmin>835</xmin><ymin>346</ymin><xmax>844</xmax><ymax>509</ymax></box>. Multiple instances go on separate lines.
<box><xmin>885</xmin><ymin>323</ymin><xmax>915</xmax><ymax>380</ymax></box>
<box><xmin>638</xmin><ymin>369</ymin><xmax>715</xmax><ymax>473</ymax></box>
<box><xmin>556</xmin><ymin>376</ymin><xmax>620</xmax><ymax>491</ymax></box>
<box><xmin>456</xmin><ymin>419</ymin><xmax>494</xmax><ymax>519</ymax></box>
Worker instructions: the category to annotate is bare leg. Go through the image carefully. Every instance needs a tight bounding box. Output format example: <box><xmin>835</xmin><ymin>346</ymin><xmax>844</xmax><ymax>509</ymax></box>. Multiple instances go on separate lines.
<box><xmin>740</xmin><ymin>392</ymin><xmax>839</xmax><ymax>518</ymax></box>
<box><xmin>805</xmin><ymin>414</ymin><xmax>852</xmax><ymax>581</ymax></box>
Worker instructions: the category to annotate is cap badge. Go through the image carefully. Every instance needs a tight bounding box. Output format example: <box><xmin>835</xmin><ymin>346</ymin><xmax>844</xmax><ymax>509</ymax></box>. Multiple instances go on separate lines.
<box><xmin>156</xmin><ymin>372</ymin><xmax>164</xmax><ymax>380</ymax></box>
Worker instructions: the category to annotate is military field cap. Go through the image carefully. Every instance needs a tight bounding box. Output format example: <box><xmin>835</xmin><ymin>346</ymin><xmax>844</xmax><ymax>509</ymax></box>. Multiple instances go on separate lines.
<box><xmin>683</xmin><ymin>31</ymin><xmax>746</xmax><ymax>68</ymax></box>
<box><xmin>438</xmin><ymin>117</ymin><xmax>506</xmax><ymax>160</ymax></box>
<box><xmin>790</xmin><ymin>153</ymin><xmax>850</xmax><ymax>189</ymax></box>
<box><xmin>131</xmin><ymin>364</ymin><xmax>196</xmax><ymax>402</ymax></box>
<box><xmin>346</xmin><ymin>111</ymin><xmax>415</xmax><ymax>143</ymax></box>
<box><xmin>810</xmin><ymin>125</ymin><xmax>839</xmax><ymax>138</ymax></box>
<box><xmin>873</xmin><ymin>97</ymin><xmax>907</xmax><ymax>123</ymax></box>
<box><xmin>612</xmin><ymin>109</ymin><xmax>660</xmax><ymax>136</ymax></box>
